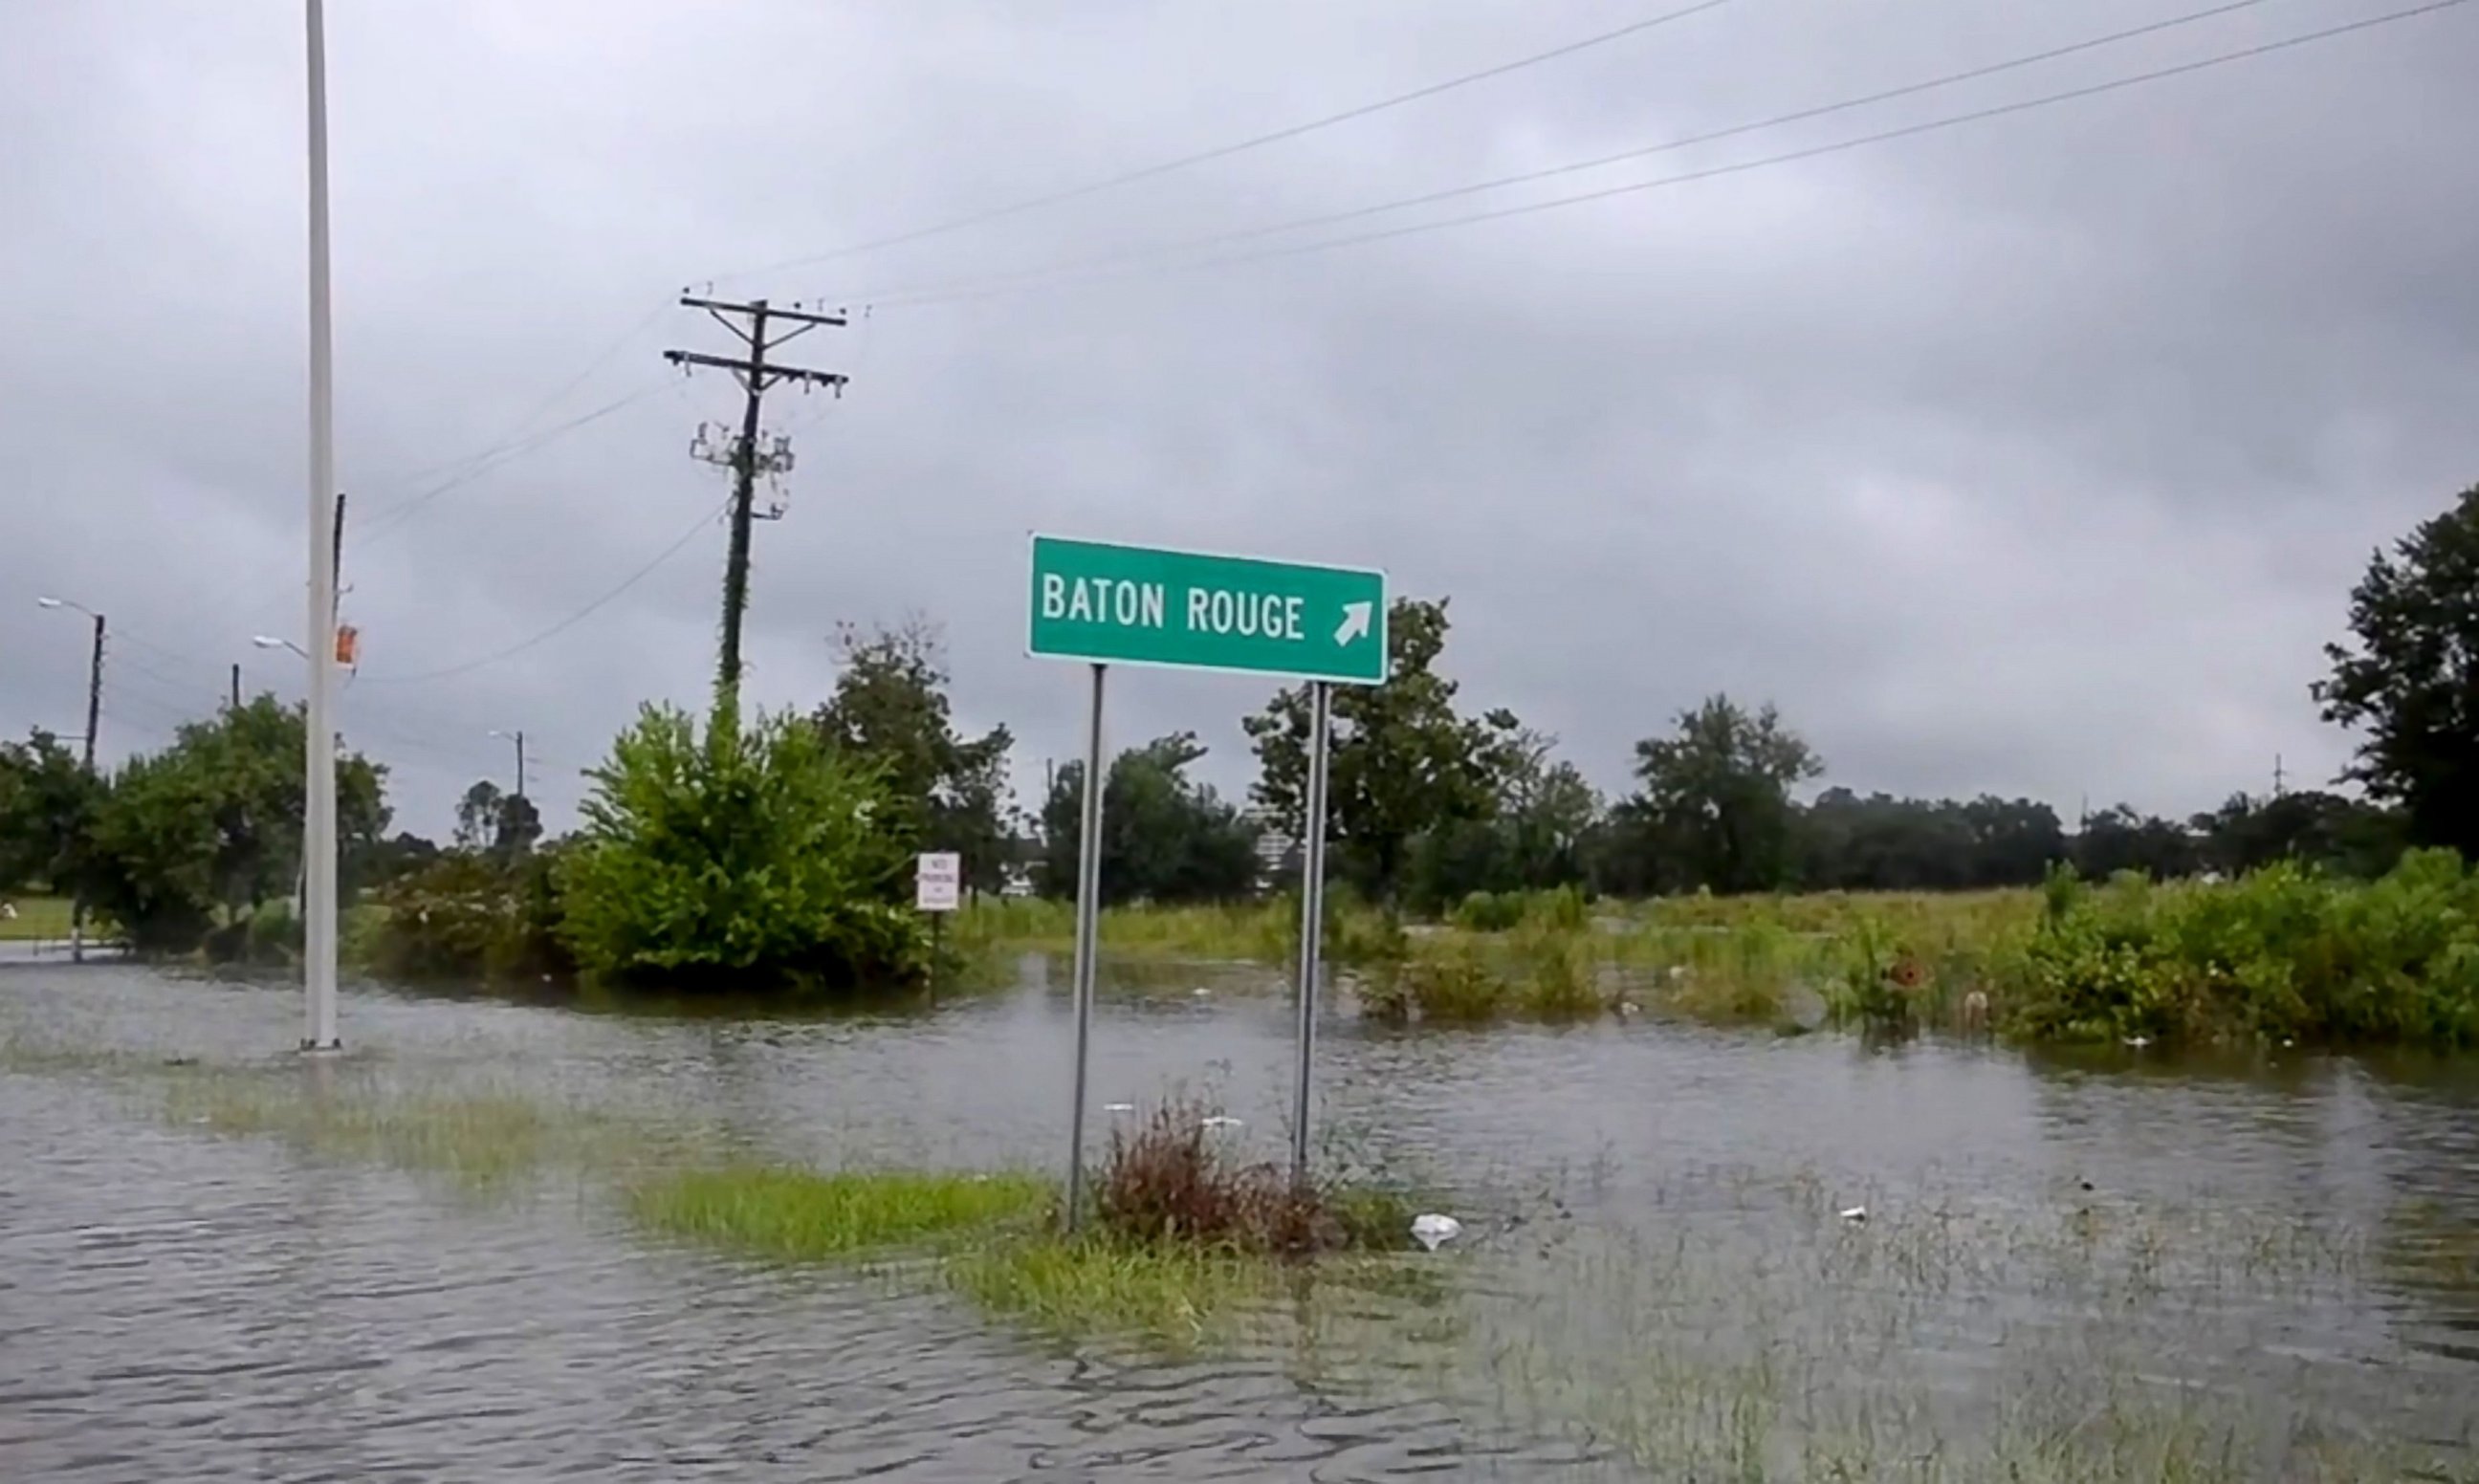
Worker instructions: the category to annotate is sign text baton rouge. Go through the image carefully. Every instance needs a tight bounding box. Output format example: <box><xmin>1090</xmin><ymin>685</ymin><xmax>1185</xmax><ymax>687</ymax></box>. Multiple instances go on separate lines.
<box><xmin>1026</xmin><ymin>535</ymin><xmax>1388</xmax><ymax>686</ymax></box>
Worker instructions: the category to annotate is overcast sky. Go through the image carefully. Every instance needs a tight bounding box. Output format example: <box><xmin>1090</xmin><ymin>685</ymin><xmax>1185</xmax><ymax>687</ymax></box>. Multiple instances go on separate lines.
<box><xmin>4</xmin><ymin>0</ymin><xmax>2474</xmax><ymax>841</ymax></box>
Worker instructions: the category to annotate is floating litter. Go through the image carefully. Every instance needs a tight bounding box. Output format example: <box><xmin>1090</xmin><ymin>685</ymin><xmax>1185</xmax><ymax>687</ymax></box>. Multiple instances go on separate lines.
<box><xmin>1192</xmin><ymin>986</ymin><xmax>1211</xmax><ymax>996</ymax></box>
<box><xmin>1103</xmin><ymin>1102</ymin><xmax>1135</xmax><ymax>1114</ymax></box>
<box><xmin>2123</xmin><ymin>1036</ymin><xmax>2152</xmax><ymax>1048</ymax></box>
<box><xmin>1410</xmin><ymin>1213</ymin><xmax>1463</xmax><ymax>1251</ymax></box>
<box><xmin>1840</xmin><ymin>1205</ymin><xmax>1868</xmax><ymax>1224</ymax></box>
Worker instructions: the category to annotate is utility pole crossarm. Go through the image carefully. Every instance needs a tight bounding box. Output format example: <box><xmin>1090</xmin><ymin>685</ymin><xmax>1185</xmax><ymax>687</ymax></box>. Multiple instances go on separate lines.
<box><xmin>664</xmin><ymin>348</ymin><xmax>848</xmax><ymax>391</ymax></box>
<box><xmin>679</xmin><ymin>294</ymin><xmax>846</xmax><ymax>328</ymax></box>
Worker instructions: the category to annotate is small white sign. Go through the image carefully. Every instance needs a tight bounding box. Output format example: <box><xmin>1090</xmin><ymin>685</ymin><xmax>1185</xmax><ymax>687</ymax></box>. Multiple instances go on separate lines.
<box><xmin>914</xmin><ymin>852</ymin><xmax>961</xmax><ymax>912</ymax></box>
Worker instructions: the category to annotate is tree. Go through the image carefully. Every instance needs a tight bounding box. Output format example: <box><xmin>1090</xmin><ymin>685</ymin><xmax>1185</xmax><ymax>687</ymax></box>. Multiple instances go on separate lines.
<box><xmin>2314</xmin><ymin>481</ymin><xmax>2479</xmax><ymax>856</ymax></box>
<box><xmin>2072</xmin><ymin>804</ymin><xmax>2200</xmax><ymax>881</ymax></box>
<box><xmin>1401</xmin><ymin>731</ymin><xmax>1600</xmax><ymax>911</ymax></box>
<box><xmin>558</xmin><ymin>702</ymin><xmax>923</xmax><ymax>990</ymax></box>
<box><xmin>1245</xmin><ymin>597</ymin><xmax>1523</xmax><ymax>900</ymax></box>
<box><xmin>77</xmin><ymin>697</ymin><xmax>389</xmax><ymax>950</ymax></box>
<box><xmin>0</xmin><ymin>729</ymin><xmax>101</xmax><ymax>895</ymax></box>
<box><xmin>1795</xmin><ymin>791</ymin><xmax>2066</xmax><ymax>890</ymax></box>
<box><xmin>353</xmin><ymin>831</ymin><xmax>443</xmax><ymax>890</ymax></box>
<box><xmin>1620</xmin><ymin>694</ymin><xmax>1820</xmax><ymax>894</ymax></box>
<box><xmin>814</xmin><ymin>619</ymin><xmax>1015</xmax><ymax>893</ymax></box>
<box><xmin>2190</xmin><ymin>790</ymin><xmax>2405</xmax><ymax>879</ymax></box>
<box><xmin>1041</xmin><ymin>732</ymin><xmax>1261</xmax><ymax>906</ymax></box>
<box><xmin>493</xmin><ymin>793</ymin><xmax>543</xmax><ymax>860</ymax></box>
<box><xmin>1960</xmin><ymin>796</ymin><xmax>2072</xmax><ymax>885</ymax></box>
<box><xmin>455</xmin><ymin>779</ymin><xmax>505</xmax><ymax>851</ymax></box>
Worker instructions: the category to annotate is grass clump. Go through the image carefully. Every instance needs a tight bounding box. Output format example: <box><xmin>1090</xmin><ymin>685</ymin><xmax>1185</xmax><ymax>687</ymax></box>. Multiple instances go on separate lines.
<box><xmin>1364</xmin><ymin>928</ymin><xmax>1608</xmax><ymax>1024</ymax></box>
<box><xmin>944</xmin><ymin>1234</ymin><xmax>1283</xmax><ymax>1347</ymax></box>
<box><xmin>1091</xmin><ymin>1098</ymin><xmax>1404</xmax><ymax>1254</ymax></box>
<box><xmin>958</xmin><ymin>1096</ymin><xmax>1419</xmax><ymax>1348</ymax></box>
<box><xmin>955</xmin><ymin>893</ymin><xmax>1405</xmax><ymax>969</ymax></box>
<box><xmin>629</xmin><ymin>1166</ymin><xmax>1048</xmax><ymax>1260</ymax></box>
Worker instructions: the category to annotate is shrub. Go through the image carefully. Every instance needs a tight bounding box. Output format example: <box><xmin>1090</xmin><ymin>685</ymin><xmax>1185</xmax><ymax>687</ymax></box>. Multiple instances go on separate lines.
<box><xmin>1094</xmin><ymin>1098</ymin><xmax>1352</xmax><ymax>1255</ymax></box>
<box><xmin>556</xmin><ymin>703</ymin><xmax>925</xmax><ymax>992</ymax></box>
<box><xmin>361</xmin><ymin>848</ymin><xmax>574</xmax><ymax>982</ymax></box>
<box><xmin>1390</xmin><ymin>937</ymin><xmax>1507</xmax><ymax>1023</ymax></box>
<box><xmin>1452</xmin><ymin>890</ymin><xmax>1525</xmax><ymax>932</ymax></box>
<box><xmin>1999</xmin><ymin>851</ymin><xmax>2479</xmax><ymax>1048</ymax></box>
<box><xmin>1520</xmin><ymin>884</ymin><xmax>1591</xmax><ymax>932</ymax></box>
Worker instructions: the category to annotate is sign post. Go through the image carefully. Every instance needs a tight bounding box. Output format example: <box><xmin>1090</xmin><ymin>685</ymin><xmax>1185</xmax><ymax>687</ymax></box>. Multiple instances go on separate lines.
<box><xmin>1027</xmin><ymin>535</ymin><xmax>1387</xmax><ymax>1225</ymax></box>
<box><xmin>913</xmin><ymin>851</ymin><xmax>961</xmax><ymax>912</ymax></box>
<box><xmin>914</xmin><ymin>852</ymin><xmax>960</xmax><ymax>997</ymax></box>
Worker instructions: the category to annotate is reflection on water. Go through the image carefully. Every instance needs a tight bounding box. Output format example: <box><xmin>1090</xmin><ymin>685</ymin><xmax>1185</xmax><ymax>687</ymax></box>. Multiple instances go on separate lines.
<box><xmin>2</xmin><ymin>958</ymin><xmax>2475</xmax><ymax>1480</ymax></box>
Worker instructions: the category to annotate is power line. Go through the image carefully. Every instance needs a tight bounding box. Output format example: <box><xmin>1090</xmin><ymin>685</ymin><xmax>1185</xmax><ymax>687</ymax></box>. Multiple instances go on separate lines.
<box><xmin>355</xmin><ymin>494</ymin><xmax>734</xmax><ymax>686</ymax></box>
<box><xmin>848</xmin><ymin>0</ymin><xmax>2286</xmax><ymax>310</ymax></box>
<box><xmin>356</xmin><ymin>380</ymin><xmax>680</xmax><ymax>538</ymax></box>
<box><xmin>712</xmin><ymin>0</ymin><xmax>1742</xmax><ymax>284</ymax></box>
<box><xmin>864</xmin><ymin>0</ymin><xmax>2472</xmax><ymax>314</ymax></box>
<box><xmin>384</xmin><ymin>298</ymin><xmax>673</xmax><ymax>488</ymax></box>
<box><xmin>177</xmin><ymin>363</ymin><xmax>685</xmax><ymax>640</ymax></box>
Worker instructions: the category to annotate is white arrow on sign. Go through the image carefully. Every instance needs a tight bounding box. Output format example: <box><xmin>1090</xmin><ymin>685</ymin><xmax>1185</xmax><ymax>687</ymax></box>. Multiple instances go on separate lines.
<box><xmin>1333</xmin><ymin>601</ymin><xmax>1372</xmax><ymax>647</ymax></box>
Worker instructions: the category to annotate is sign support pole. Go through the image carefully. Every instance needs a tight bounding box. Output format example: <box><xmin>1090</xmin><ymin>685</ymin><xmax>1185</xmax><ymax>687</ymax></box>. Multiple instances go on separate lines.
<box><xmin>1064</xmin><ymin>662</ymin><xmax>1108</xmax><ymax>1233</ymax></box>
<box><xmin>1289</xmin><ymin>680</ymin><xmax>1332</xmax><ymax>1189</ymax></box>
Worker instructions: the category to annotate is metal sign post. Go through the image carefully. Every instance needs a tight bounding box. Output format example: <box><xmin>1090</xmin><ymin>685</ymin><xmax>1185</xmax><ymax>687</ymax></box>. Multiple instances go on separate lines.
<box><xmin>1026</xmin><ymin>534</ymin><xmax>1384</xmax><ymax>1224</ymax></box>
<box><xmin>1289</xmin><ymin>681</ymin><xmax>1332</xmax><ymax>1189</ymax></box>
<box><xmin>915</xmin><ymin>851</ymin><xmax>960</xmax><ymax>997</ymax></box>
<box><xmin>1063</xmin><ymin>665</ymin><xmax>1107</xmax><ymax>1232</ymax></box>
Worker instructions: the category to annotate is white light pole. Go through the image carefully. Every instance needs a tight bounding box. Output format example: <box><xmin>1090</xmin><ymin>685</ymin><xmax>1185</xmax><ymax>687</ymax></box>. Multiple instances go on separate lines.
<box><xmin>301</xmin><ymin>0</ymin><xmax>341</xmax><ymax>1053</ymax></box>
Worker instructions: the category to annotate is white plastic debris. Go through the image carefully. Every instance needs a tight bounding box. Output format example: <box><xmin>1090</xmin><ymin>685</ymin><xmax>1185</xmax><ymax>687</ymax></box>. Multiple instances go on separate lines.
<box><xmin>1840</xmin><ymin>1205</ymin><xmax>1868</xmax><ymax>1224</ymax></box>
<box><xmin>1410</xmin><ymin>1212</ymin><xmax>1463</xmax><ymax>1251</ymax></box>
<box><xmin>2123</xmin><ymin>1036</ymin><xmax>2152</xmax><ymax>1049</ymax></box>
<box><xmin>1198</xmin><ymin>1115</ymin><xmax>1243</xmax><ymax>1130</ymax></box>
<box><xmin>1103</xmin><ymin>1102</ymin><xmax>1135</xmax><ymax>1114</ymax></box>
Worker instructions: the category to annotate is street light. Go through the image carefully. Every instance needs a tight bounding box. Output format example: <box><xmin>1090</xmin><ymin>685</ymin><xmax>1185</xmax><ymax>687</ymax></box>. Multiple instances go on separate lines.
<box><xmin>252</xmin><ymin>634</ymin><xmax>308</xmax><ymax>658</ymax></box>
<box><xmin>488</xmin><ymin>729</ymin><xmax>527</xmax><ymax>797</ymax></box>
<box><xmin>35</xmin><ymin>596</ymin><xmax>105</xmax><ymax>963</ymax></box>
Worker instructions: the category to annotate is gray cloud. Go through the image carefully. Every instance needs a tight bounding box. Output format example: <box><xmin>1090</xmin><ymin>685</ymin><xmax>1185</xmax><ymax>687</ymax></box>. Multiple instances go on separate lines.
<box><xmin>5</xmin><ymin>0</ymin><xmax>2474</xmax><ymax>841</ymax></box>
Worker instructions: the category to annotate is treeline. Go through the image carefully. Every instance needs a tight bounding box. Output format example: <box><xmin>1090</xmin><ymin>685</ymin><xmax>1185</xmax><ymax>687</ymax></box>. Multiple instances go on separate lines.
<box><xmin>1021</xmin><ymin>602</ymin><xmax>2407</xmax><ymax>913</ymax></box>
<box><xmin>3</xmin><ymin>480</ymin><xmax>2469</xmax><ymax>985</ymax></box>
<box><xmin>0</xmin><ymin>607</ymin><xmax>2416</xmax><ymax>960</ymax></box>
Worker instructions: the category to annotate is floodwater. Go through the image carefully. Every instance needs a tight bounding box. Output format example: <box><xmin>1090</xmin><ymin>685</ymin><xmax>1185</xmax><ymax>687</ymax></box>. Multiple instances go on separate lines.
<box><xmin>3</xmin><ymin>956</ymin><xmax>2475</xmax><ymax>1481</ymax></box>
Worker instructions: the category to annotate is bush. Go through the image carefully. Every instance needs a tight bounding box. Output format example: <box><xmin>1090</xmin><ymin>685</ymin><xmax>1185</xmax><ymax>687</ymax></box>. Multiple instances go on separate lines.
<box><xmin>1367</xmin><ymin>930</ymin><xmax>1605</xmax><ymax>1024</ymax></box>
<box><xmin>1452</xmin><ymin>890</ymin><xmax>1525</xmax><ymax>932</ymax></box>
<box><xmin>556</xmin><ymin>703</ymin><xmax>926</xmax><ymax>992</ymax></box>
<box><xmin>1999</xmin><ymin>851</ymin><xmax>2479</xmax><ymax>1048</ymax></box>
<box><xmin>1094</xmin><ymin>1098</ymin><xmax>1380</xmax><ymax>1255</ymax></box>
<box><xmin>361</xmin><ymin>848</ymin><xmax>574</xmax><ymax>983</ymax></box>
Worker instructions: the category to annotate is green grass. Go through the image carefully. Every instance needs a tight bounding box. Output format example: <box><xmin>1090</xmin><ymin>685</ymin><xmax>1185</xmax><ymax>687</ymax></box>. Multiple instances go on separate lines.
<box><xmin>624</xmin><ymin>1161</ymin><xmax>1424</xmax><ymax>1352</ymax></box>
<box><xmin>944</xmin><ymin>1233</ymin><xmax>1288</xmax><ymax>1348</ymax></box>
<box><xmin>956</xmin><ymin>894</ymin><xmax>1405</xmax><ymax>967</ymax></box>
<box><xmin>628</xmin><ymin>1166</ymin><xmax>1049</xmax><ymax>1259</ymax></box>
<box><xmin>162</xmin><ymin>1071</ymin><xmax>657</xmax><ymax>1189</ymax></box>
<box><xmin>985</xmin><ymin>858</ymin><xmax>2479</xmax><ymax>1050</ymax></box>
<box><xmin>0</xmin><ymin>893</ymin><xmax>77</xmax><ymax>942</ymax></box>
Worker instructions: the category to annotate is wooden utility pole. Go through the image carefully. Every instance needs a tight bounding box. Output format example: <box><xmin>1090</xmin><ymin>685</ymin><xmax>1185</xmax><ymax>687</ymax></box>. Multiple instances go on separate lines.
<box><xmin>664</xmin><ymin>295</ymin><xmax>847</xmax><ymax>701</ymax></box>
<box><xmin>230</xmin><ymin>663</ymin><xmax>241</xmax><ymax>711</ymax></box>
<box><xmin>73</xmin><ymin>611</ymin><xmax>102</xmax><ymax>963</ymax></box>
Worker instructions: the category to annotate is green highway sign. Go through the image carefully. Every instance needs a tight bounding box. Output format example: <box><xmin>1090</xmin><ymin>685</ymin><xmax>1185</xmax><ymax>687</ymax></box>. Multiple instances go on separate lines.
<box><xmin>1027</xmin><ymin>535</ymin><xmax>1388</xmax><ymax>685</ymax></box>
